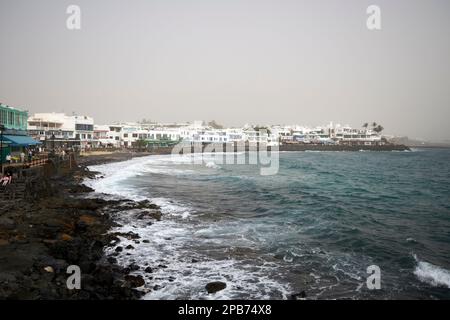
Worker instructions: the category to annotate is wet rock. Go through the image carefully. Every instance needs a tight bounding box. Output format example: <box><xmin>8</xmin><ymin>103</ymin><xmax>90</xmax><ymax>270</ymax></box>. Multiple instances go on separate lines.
<box><xmin>206</xmin><ymin>281</ymin><xmax>227</xmax><ymax>294</ymax></box>
<box><xmin>60</xmin><ymin>233</ymin><xmax>73</xmax><ymax>241</ymax></box>
<box><xmin>144</xmin><ymin>267</ymin><xmax>153</xmax><ymax>273</ymax></box>
<box><xmin>37</xmin><ymin>257</ymin><xmax>69</xmax><ymax>273</ymax></box>
<box><xmin>128</xmin><ymin>264</ymin><xmax>140</xmax><ymax>271</ymax></box>
<box><xmin>112</xmin><ymin>232</ymin><xmax>140</xmax><ymax>240</ymax></box>
<box><xmin>76</xmin><ymin>221</ymin><xmax>88</xmax><ymax>232</ymax></box>
<box><xmin>44</xmin><ymin>266</ymin><xmax>54</xmax><ymax>273</ymax></box>
<box><xmin>136</xmin><ymin>200</ymin><xmax>159</xmax><ymax>210</ymax></box>
<box><xmin>137</xmin><ymin>210</ymin><xmax>162</xmax><ymax>221</ymax></box>
<box><xmin>79</xmin><ymin>261</ymin><xmax>95</xmax><ymax>273</ymax></box>
<box><xmin>68</xmin><ymin>184</ymin><xmax>94</xmax><ymax>193</ymax></box>
<box><xmin>115</xmin><ymin>246</ymin><xmax>123</xmax><ymax>253</ymax></box>
<box><xmin>12</xmin><ymin>236</ymin><xmax>29</xmax><ymax>244</ymax></box>
<box><xmin>290</xmin><ymin>291</ymin><xmax>307</xmax><ymax>300</ymax></box>
<box><xmin>107</xmin><ymin>257</ymin><xmax>117</xmax><ymax>264</ymax></box>
<box><xmin>125</xmin><ymin>245</ymin><xmax>135</xmax><ymax>250</ymax></box>
<box><xmin>124</xmin><ymin>275</ymin><xmax>145</xmax><ymax>288</ymax></box>
<box><xmin>0</xmin><ymin>217</ymin><xmax>16</xmax><ymax>230</ymax></box>
<box><xmin>79</xmin><ymin>215</ymin><xmax>98</xmax><ymax>226</ymax></box>
<box><xmin>0</xmin><ymin>273</ymin><xmax>17</xmax><ymax>283</ymax></box>
<box><xmin>94</xmin><ymin>267</ymin><xmax>115</xmax><ymax>286</ymax></box>
<box><xmin>42</xmin><ymin>239</ymin><xmax>58</xmax><ymax>245</ymax></box>
<box><xmin>70</xmin><ymin>199</ymin><xmax>105</xmax><ymax>210</ymax></box>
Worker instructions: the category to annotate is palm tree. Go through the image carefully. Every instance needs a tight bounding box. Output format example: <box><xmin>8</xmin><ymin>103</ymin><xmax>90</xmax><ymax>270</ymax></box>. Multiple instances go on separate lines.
<box><xmin>208</xmin><ymin>120</ymin><xmax>224</xmax><ymax>129</ymax></box>
<box><xmin>374</xmin><ymin>125</ymin><xmax>384</xmax><ymax>133</ymax></box>
<box><xmin>254</xmin><ymin>126</ymin><xmax>271</xmax><ymax>135</ymax></box>
<box><xmin>372</xmin><ymin>122</ymin><xmax>377</xmax><ymax>128</ymax></box>
<box><xmin>362</xmin><ymin>123</ymin><xmax>368</xmax><ymax>129</ymax></box>
<box><xmin>135</xmin><ymin>139</ymin><xmax>148</xmax><ymax>152</ymax></box>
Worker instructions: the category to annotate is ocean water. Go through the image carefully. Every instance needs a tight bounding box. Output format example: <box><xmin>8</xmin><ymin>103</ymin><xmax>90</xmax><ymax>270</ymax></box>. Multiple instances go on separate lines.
<box><xmin>86</xmin><ymin>148</ymin><xmax>450</xmax><ymax>300</ymax></box>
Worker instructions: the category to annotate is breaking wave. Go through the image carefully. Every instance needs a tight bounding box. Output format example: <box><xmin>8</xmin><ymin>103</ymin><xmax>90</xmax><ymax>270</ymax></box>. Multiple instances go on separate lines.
<box><xmin>413</xmin><ymin>255</ymin><xmax>450</xmax><ymax>288</ymax></box>
<box><xmin>85</xmin><ymin>154</ymin><xmax>292</xmax><ymax>299</ymax></box>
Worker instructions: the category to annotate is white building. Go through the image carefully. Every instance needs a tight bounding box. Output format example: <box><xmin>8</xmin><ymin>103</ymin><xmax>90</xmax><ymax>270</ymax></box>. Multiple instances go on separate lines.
<box><xmin>73</xmin><ymin>115</ymin><xmax>95</xmax><ymax>148</ymax></box>
<box><xmin>332</xmin><ymin>125</ymin><xmax>382</xmax><ymax>145</ymax></box>
<box><xmin>93</xmin><ymin>125</ymin><xmax>118</xmax><ymax>147</ymax></box>
<box><xmin>52</xmin><ymin>119</ymin><xmax>385</xmax><ymax>150</ymax></box>
<box><xmin>28</xmin><ymin>113</ymin><xmax>94</xmax><ymax>149</ymax></box>
<box><xmin>267</xmin><ymin>122</ymin><xmax>383</xmax><ymax>145</ymax></box>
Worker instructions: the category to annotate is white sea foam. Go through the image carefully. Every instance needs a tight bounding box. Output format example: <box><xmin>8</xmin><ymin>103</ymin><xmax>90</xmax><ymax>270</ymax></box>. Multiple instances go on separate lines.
<box><xmin>205</xmin><ymin>161</ymin><xmax>221</xmax><ymax>169</ymax></box>
<box><xmin>413</xmin><ymin>255</ymin><xmax>450</xmax><ymax>288</ymax></box>
<box><xmin>105</xmin><ymin>208</ymin><xmax>291</xmax><ymax>299</ymax></box>
<box><xmin>85</xmin><ymin>154</ymin><xmax>291</xmax><ymax>299</ymax></box>
<box><xmin>85</xmin><ymin>155</ymin><xmax>194</xmax><ymax>199</ymax></box>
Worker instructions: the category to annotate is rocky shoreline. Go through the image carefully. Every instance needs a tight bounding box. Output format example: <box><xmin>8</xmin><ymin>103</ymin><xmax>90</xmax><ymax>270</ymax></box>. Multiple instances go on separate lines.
<box><xmin>0</xmin><ymin>153</ymin><xmax>163</xmax><ymax>299</ymax></box>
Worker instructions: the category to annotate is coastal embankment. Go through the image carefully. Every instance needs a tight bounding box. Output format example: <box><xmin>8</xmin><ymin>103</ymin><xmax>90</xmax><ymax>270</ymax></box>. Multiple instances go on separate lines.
<box><xmin>78</xmin><ymin>143</ymin><xmax>411</xmax><ymax>162</ymax></box>
<box><xmin>278</xmin><ymin>144</ymin><xmax>410</xmax><ymax>152</ymax></box>
<box><xmin>175</xmin><ymin>143</ymin><xmax>411</xmax><ymax>153</ymax></box>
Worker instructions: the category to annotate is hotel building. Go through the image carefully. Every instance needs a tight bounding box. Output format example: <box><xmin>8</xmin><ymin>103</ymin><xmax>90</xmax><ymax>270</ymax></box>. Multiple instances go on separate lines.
<box><xmin>28</xmin><ymin>113</ymin><xmax>94</xmax><ymax>150</ymax></box>
<box><xmin>0</xmin><ymin>103</ymin><xmax>40</xmax><ymax>163</ymax></box>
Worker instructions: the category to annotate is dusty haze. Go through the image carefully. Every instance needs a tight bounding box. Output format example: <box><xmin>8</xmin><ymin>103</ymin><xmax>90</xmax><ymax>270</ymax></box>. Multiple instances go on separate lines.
<box><xmin>1</xmin><ymin>0</ymin><xmax>449</xmax><ymax>140</ymax></box>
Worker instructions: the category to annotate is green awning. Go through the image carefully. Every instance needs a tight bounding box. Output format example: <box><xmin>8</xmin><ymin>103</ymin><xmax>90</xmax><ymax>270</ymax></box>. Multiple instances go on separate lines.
<box><xmin>2</xmin><ymin>135</ymin><xmax>41</xmax><ymax>147</ymax></box>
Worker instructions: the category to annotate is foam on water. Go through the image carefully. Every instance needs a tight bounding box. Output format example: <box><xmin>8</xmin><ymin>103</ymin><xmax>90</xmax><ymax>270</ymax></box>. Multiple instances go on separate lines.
<box><xmin>205</xmin><ymin>161</ymin><xmax>221</xmax><ymax>169</ymax></box>
<box><xmin>86</xmin><ymin>154</ymin><xmax>292</xmax><ymax>299</ymax></box>
<box><xmin>85</xmin><ymin>155</ymin><xmax>195</xmax><ymax>198</ymax></box>
<box><xmin>83</xmin><ymin>150</ymin><xmax>450</xmax><ymax>299</ymax></box>
<box><xmin>106</xmin><ymin>216</ymin><xmax>291</xmax><ymax>299</ymax></box>
<box><xmin>413</xmin><ymin>255</ymin><xmax>450</xmax><ymax>288</ymax></box>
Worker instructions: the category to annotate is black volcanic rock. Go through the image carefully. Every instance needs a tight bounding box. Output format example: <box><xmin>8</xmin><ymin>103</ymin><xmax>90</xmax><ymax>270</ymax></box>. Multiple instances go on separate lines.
<box><xmin>206</xmin><ymin>281</ymin><xmax>227</xmax><ymax>294</ymax></box>
<box><xmin>124</xmin><ymin>275</ymin><xmax>145</xmax><ymax>288</ymax></box>
<box><xmin>0</xmin><ymin>154</ymin><xmax>163</xmax><ymax>300</ymax></box>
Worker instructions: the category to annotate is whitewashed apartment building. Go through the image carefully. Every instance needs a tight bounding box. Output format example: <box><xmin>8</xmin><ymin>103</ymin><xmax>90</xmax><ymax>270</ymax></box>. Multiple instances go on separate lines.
<box><xmin>28</xmin><ymin>113</ymin><xmax>95</xmax><ymax>149</ymax></box>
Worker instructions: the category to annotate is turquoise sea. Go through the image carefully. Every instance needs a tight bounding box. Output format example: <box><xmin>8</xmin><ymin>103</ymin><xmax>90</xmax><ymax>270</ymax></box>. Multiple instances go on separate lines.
<box><xmin>87</xmin><ymin>148</ymin><xmax>450</xmax><ymax>299</ymax></box>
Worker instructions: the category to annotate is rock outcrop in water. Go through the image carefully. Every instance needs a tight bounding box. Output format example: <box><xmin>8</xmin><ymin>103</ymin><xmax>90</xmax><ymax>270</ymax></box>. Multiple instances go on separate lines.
<box><xmin>205</xmin><ymin>281</ymin><xmax>227</xmax><ymax>294</ymax></box>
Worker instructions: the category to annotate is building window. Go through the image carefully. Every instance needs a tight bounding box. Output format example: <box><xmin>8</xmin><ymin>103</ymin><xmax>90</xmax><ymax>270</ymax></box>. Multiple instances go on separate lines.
<box><xmin>75</xmin><ymin>124</ymin><xmax>94</xmax><ymax>131</ymax></box>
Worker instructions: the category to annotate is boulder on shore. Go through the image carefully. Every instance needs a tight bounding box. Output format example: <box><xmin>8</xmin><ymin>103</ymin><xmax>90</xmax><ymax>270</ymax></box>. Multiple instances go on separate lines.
<box><xmin>290</xmin><ymin>291</ymin><xmax>307</xmax><ymax>300</ymax></box>
<box><xmin>205</xmin><ymin>281</ymin><xmax>227</xmax><ymax>294</ymax></box>
<box><xmin>124</xmin><ymin>275</ymin><xmax>145</xmax><ymax>288</ymax></box>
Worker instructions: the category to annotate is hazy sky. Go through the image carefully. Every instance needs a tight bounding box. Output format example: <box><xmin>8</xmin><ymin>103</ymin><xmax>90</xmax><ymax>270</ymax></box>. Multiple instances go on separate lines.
<box><xmin>1</xmin><ymin>0</ymin><xmax>449</xmax><ymax>140</ymax></box>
